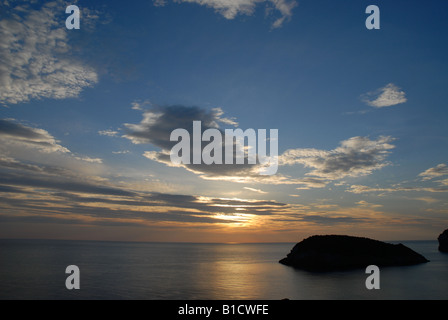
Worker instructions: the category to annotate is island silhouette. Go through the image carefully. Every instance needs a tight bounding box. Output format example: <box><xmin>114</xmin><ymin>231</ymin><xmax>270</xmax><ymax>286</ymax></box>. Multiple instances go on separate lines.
<box><xmin>438</xmin><ymin>229</ymin><xmax>448</xmax><ymax>253</ymax></box>
<box><xmin>279</xmin><ymin>235</ymin><xmax>429</xmax><ymax>272</ymax></box>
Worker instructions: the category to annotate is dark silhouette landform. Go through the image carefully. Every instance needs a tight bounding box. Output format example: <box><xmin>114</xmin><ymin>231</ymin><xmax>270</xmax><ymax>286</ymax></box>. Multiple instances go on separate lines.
<box><xmin>279</xmin><ymin>235</ymin><xmax>429</xmax><ymax>271</ymax></box>
<box><xmin>438</xmin><ymin>229</ymin><xmax>448</xmax><ymax>253</ymax></box>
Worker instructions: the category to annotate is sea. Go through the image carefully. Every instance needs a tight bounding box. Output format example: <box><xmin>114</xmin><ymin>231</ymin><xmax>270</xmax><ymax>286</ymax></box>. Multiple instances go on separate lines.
<box><xmin>0</xmin><ymin>239</ymin><xmax>447</xmax><ymax>300</ymax></box>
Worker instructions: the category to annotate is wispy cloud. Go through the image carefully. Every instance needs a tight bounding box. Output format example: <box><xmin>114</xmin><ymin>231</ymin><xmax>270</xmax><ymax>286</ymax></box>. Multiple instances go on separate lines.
<box><xmin>131</xmin><ymin>99</ymin><xmax>152</xmax><ymax>111</ymax></box>
<box><xmin>0</xmin><ymin>118</ymin><xmax>103</xmax><ymax>166</ymax></box>
<box><xmin>0</xmin><ymin>119</ymin><xmax>70</xmax><ymax>154</ymax></box>
<box><xmin>295</xmin><ymin>177</ymin><xmax>328</xmax><ymax>190</ymax></box>
<box><xmin>0</xmin><ymin>153</ymin><xmax>289</xmax><ymax>227</ymax></box>
<box><xmin>73</xmin><ymin>156</ymin><xmax>103</xmax><ymax>164</ymax></box>
<box><xmin>419</xmin><ymin>164</ymin><xmax>448</xmax><ymax>181</ymax></box>
<box><xmin>346</xmin><ymin>164</ymin><xmax>448</xmax><ymax>195</ymax></box>
<box><xmin>0</xmin><ymin>1</ymin><xmax>98</xmax><ymax>105</ymax></box>
<box><xmin>280</xmin><ymin>136</ymin><xmax>395</xmax><ymax>182</ymax></box>
<box><xmin>0</xmin><ymin>149</ymin><xmax>439</xmax><ymax>237</ymax></box>
<box><xmin>1</xmin><ymin>153</ymin><xmax>413</xmax><ymax>234</ymax></box>
<box><xmin>414</xmin><ymin>197</ymin><xmax>439</xmax><ymax>204</ymax></box>
<box><xmin>348</xmin><ymin>184</ymin><xmax>448</xmax><ymax>194</ymax></box>
<box><xmin>243</xmin><ymin>187</ymin><xmax>267</xmax><ymax>194</ymax></box>
<box><xmin>154</xmin><ymin>0</ymin><xmax>297</xmax><ymax>28</ymax></box>
<box><xmin>98</xmin><ymin>130</ymin><xmax>119</xmax><ymax>137</ymax></box>
<box><xmin>362</xmin><ymin>83</ymin><xmax>407</xmax><ymax>108</ymax></box>
<box><xmin>356</xmin><ymin>200</ymin><xmax>383</xmax><ymax>209</ymax></box>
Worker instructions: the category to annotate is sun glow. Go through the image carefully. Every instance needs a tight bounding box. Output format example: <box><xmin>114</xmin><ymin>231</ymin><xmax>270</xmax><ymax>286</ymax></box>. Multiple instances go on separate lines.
<box><xmin>213</xmin><ymin>213</ymin><xmax>255</xmax><ymax>225</ymax></box>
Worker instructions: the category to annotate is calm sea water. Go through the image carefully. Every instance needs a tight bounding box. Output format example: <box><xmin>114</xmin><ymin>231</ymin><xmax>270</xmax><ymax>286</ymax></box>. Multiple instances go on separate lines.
<box><xmin>0</xmin><ymin>239</ymin><xmax>447</xmax><ymax>300</ymax></box>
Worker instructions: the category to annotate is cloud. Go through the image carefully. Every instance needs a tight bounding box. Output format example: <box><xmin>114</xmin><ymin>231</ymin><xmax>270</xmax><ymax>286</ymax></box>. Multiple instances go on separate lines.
<box><xmin>347</xmin><ymin>184</ymin><xmax>448</xmax><ymax>194</ymax></box>
<box><xmin>124</xmin><ymin>106</ymin><xmax>238</xmax><ymax>148</ymax></box>
<box><xmin>0</xmin><ymin>1</ymin><xmax>98</xmax><ymax>105</ymax></box>
<box><xmin>155</xmin><ymin>0</ymin><xmax>297</xmax><ymax>28</ymax></box>
<box><xmin>280</xmin><ymin>136</ymin><xmax>395</xmax><ymax>181</ymax></box>
<box><xmin>413</xmin><ymin>197</ymin><xmax>439</xmax><ymax>204</ymax></box>
<box><xmin>244</xmin><ymin>187</ymin><xmax>267</xmax><ymax>194</ymax></box>
<box><xmin>347</xmin><ymin>164</ymin><xmax>448</xmax><ymax>195</ymax></box>
<box><xmin>0</xmin><ymin>155</ymin><xmax>48</xmax><ymax>173</ymax></box>
<box><xmin>362</xmin><ymin>83</ymin><xmax>407</xmax><ymax>108</ymax></box>
<box><xmin>0</xmin><ymin>118</ymin><xmax>105</xmax><ymax>168</ymax></box>
<box><xmin>210</xmin><ymin>107</ymin><xmax>238</xmax><ymax>126</ymax></box>
<box><xmin>124</xmin><ymin>105</ymin><xmax>280</xmax><ymax>182</ymax></box>
<box><xmin>125</xmin><ymin>106</ymin><xmax>397</xmax><ymax>186</ymax></box>
<box><xmin>294</xmin><ymin>214</ymin><xmax>370</xmax><ymax>225</ymax></box>
<box><xmin>0</xmin><ymin>119</ymin><xmax>70</xmax><ymax>153</ymax></box>
<box><xmin>131</xmin><ymin>99</ymin><xmax>152</xmax><ymax>111</ymax></box>
<box><xmin>98</xmin><ymin>130</ymin><xmax>119</xmax><ymax>137</ymax></box>
<box><xmin>356</xmin><ymin>200</ymin><xmax>383</xmax><ymax>209</ymax></box>
<box><xmin>0</xmin><ymin>154</ymin><xmax>290</xmax><ymax>226</ymax></box>
<box><xmin>1</xmin><ymin>153</ymin><xmax>435</xmax><ymax>234</ymax></box>
<box><xmin>142</xmin><ymin>149</ymin><xmax>269</xmax><ymax>182</ymax></box>
<box><xmin>295</xmin><ymin>177</ymin><xmax>328</xmax><ymax>190</ymax></box>
<box><xmin>0</xmin><ymin>171</ymin><xmax>135</xmax><ymax>198</ymax></box>
<box><xmin>73</xmin><ymin>156</ymin><xmax>103</xmax><ymax>164</ymax></box>
<box><xmin>419</xmin><ymin>164</ymin><xmax>448</xmax><ymax>181</ymax></box>
<box><xmin>269</xmin><ymin>0</ymin><xmax>298</xmax><ymax>28</ymax></box>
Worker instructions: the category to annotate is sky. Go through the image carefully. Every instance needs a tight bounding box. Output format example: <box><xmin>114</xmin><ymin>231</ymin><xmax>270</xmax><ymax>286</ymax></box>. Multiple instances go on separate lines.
<box><xmin>0</xmin><ymin>0</ymin><xmax>447</xmax><ymax>243</ymax></box>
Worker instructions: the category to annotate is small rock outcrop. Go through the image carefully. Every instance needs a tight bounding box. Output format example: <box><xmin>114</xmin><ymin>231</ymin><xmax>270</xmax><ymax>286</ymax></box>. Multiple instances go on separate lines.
<box><xmin>279</xmin><ymin>235</ymin><xmax>429</xmax><ymax>271</ymax></box>
<box><xmin>438</xmin><ymin>229</ymin><xmax>448</xmax><ymax>253</ymax></box>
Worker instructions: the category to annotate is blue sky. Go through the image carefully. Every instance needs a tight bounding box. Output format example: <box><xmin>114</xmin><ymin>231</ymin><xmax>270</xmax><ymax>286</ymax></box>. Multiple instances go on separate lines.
<box><xmin>0</xmin><ymin>0</ymin><xmax>447</xmax><ymax>242</ymax></box>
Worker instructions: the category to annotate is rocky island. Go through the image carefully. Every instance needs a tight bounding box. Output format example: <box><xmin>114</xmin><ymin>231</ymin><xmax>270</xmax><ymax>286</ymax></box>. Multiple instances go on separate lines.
<box><xmin>279</xmin><ymin>235</ymin><xmax>429</xmax><ymax>271</ymax></box>
<box><xmin>438</xmin><ymin>229</ymin><xmax>448</xmax><ymax>253</ymax></box>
